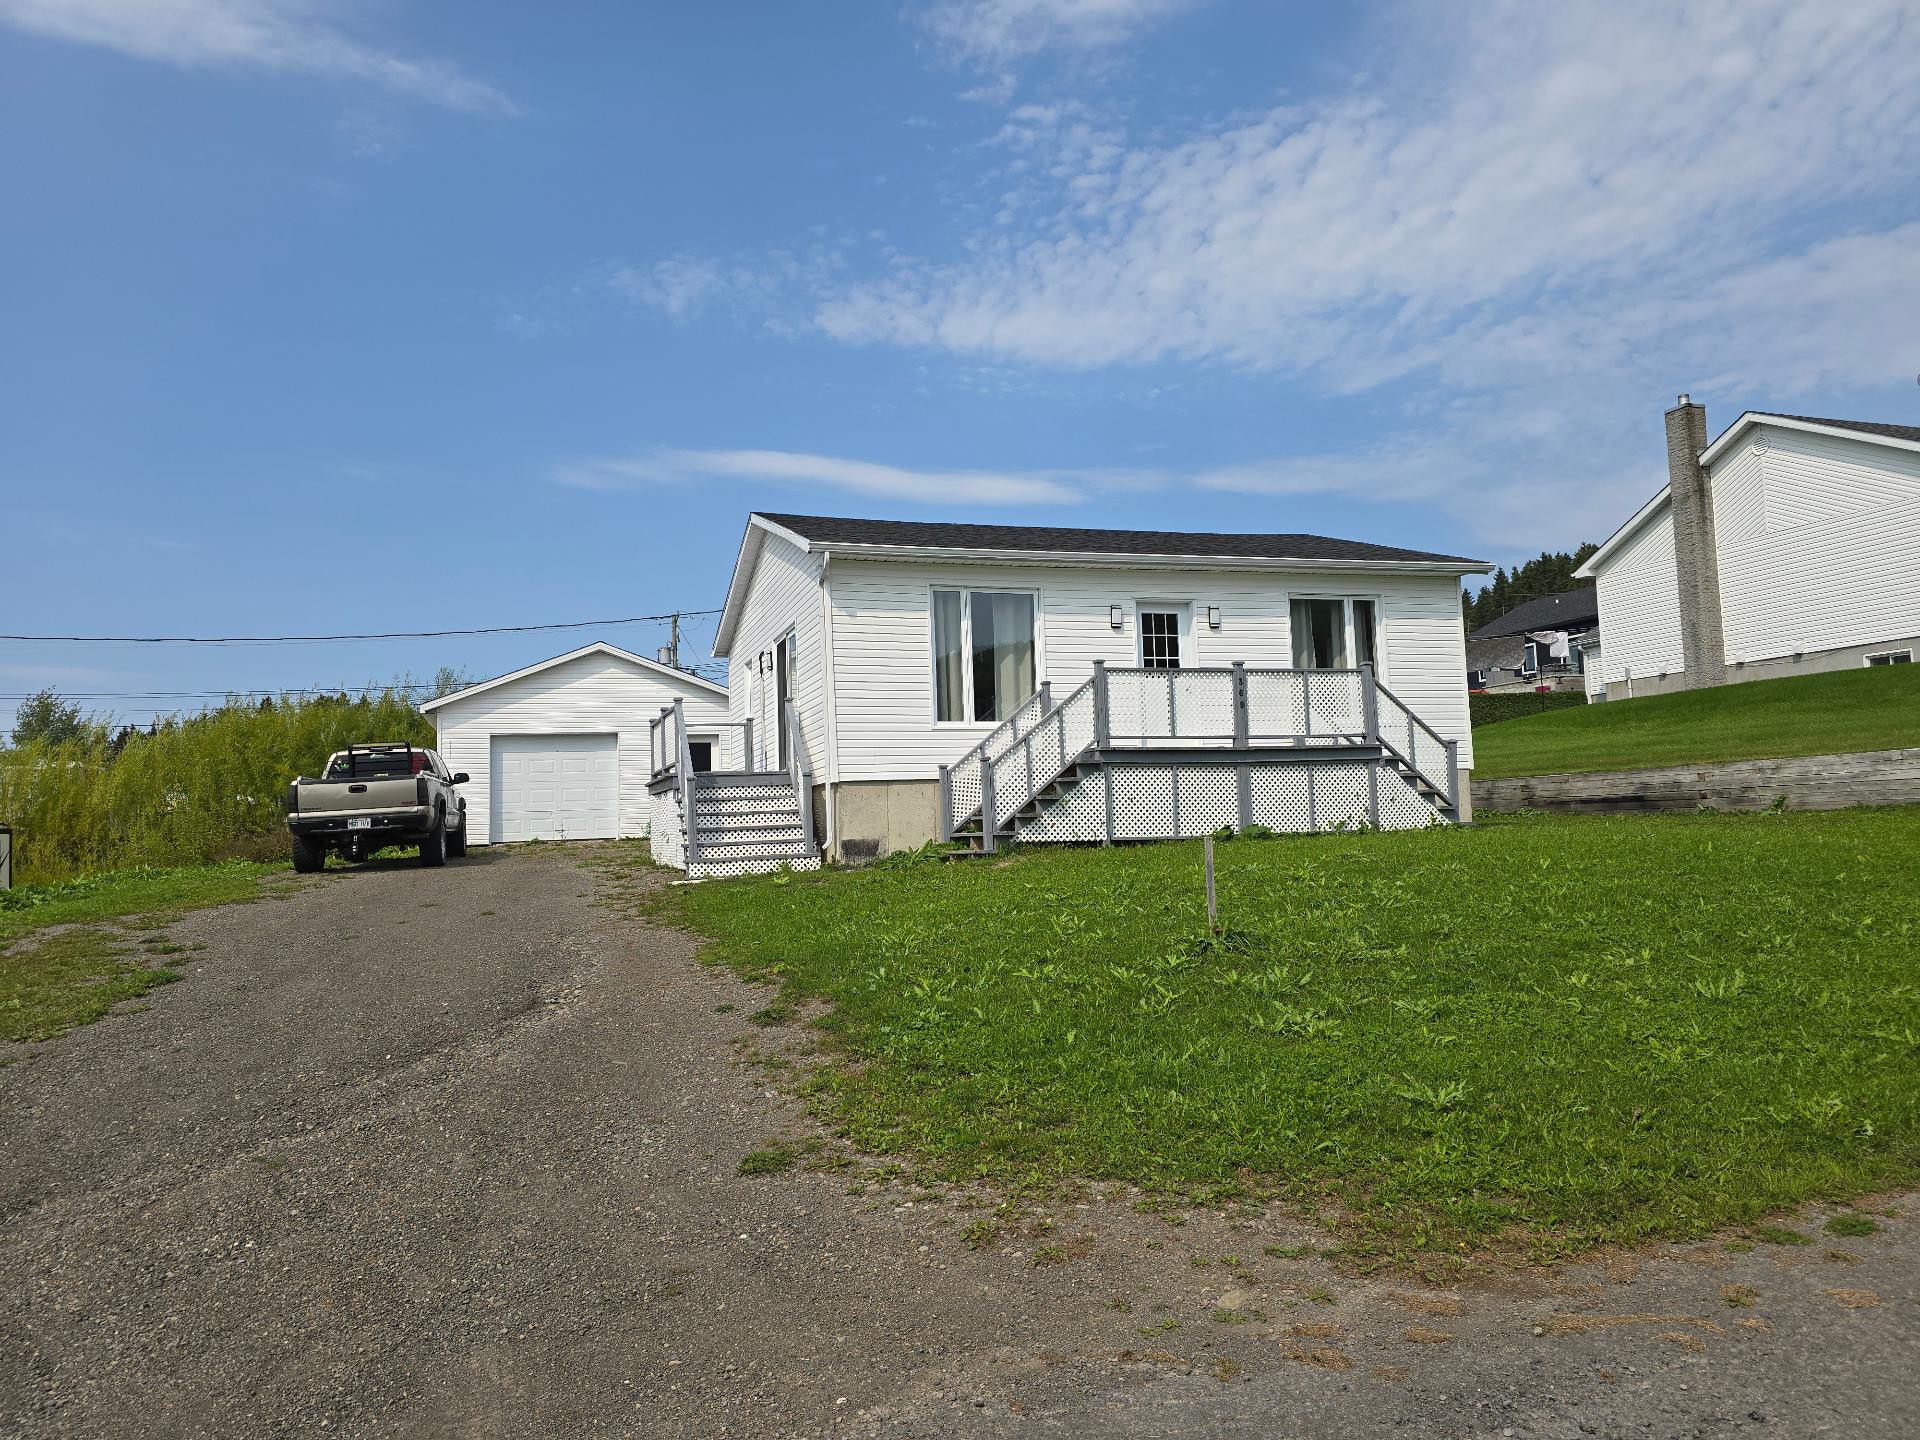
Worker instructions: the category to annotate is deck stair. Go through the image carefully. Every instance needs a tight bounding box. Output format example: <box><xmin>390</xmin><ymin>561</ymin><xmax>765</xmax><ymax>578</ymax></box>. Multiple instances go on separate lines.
<box><xmin>685</xmin><ymin>773</ymin><xmax>819</xmax><ymax>879</ymax></box>
<box><xmin>647</xmin><ymin>697</ymin><xmax>821</xmax><ymax>880</ymax></box>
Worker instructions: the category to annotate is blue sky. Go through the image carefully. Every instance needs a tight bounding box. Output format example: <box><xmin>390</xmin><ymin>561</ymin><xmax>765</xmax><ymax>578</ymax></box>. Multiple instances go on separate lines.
<box><xmin>3</xmin><ymin>0</ymin><xmax>1917</xmax><ymax>731</ymax></box>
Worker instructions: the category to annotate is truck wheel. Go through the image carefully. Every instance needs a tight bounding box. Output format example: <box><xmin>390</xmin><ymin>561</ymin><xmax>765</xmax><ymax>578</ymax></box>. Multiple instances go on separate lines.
<box><xmin>447</xmin><ymin>809</ymin><xmax>468</xmax><ymax>859</ymax></box>
<box><xmin>291</xmin><ymin>834</ymin><xmax>325</xmax><ymax>874</ymax></box>
<box><xmin>419</xmin><ymin>812</ymin><xmax>447</xmax><ymax>868</ymax></box>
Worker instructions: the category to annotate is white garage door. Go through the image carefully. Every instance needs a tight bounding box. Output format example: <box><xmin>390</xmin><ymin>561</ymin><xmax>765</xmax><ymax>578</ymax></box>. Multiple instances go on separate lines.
<box><xmin>490</xmin><ymin>734</ymin><xmax>619</xmax><ymax>843</ymax></box>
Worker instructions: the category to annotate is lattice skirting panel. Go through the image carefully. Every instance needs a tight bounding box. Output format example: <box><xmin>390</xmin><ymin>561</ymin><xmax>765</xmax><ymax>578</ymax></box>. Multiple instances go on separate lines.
<box><xmin>1016</xmin><ymin>774</ymin><xmax>1109</xmax><ymax>842</ymax></box>
<box><xmin>1010</xmin><ymin>758</ymin><xmax>1447</xmax><ymax>843</ymax></box>
<box><xmin>648</xmin><ymin>789</ymin><xmax>687</xmax><ymax>869</ymax></box>
<box><xmin>688</xmin><ymin>853</ymin><xmax>823</xmax><ymax>880</ymax></box>
<box><xmin>1376</xmin><ymin>764</ymin><xmax>1443</xmax><ymax>830</ymax></box>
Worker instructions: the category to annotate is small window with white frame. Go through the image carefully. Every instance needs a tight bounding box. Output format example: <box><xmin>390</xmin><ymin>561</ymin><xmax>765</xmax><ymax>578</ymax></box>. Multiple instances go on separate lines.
<box><xmin>1289</xmin><ymin>596</ymin><xmax>1381</xmax><ymax>672</ymax></box>
<box><xmin>931</xmin><ymin>587</ymin><xmax>1039</xmax><ymax>722</ymax></box>
<box><xmin>1864</xmin><ymin>649</ymin><xmax>1913</xmax><ymax>666</ymax></box>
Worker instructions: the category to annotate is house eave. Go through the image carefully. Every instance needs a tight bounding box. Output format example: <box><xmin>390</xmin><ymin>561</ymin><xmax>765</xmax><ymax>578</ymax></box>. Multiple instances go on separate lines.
<box><xmin>1698</xmin><ymin>411</ymin><xmax>1920</xmax><ymax>469</ymax></box>
<box><xmin>811</xmin><ymin>541</ymin><xmax>1491</xmax><ymax>576</ymax></box>
<box><xmin>1577</xmin><ymin>488</ymin><xmax>1671</xmax><ymax>579</ymax></box>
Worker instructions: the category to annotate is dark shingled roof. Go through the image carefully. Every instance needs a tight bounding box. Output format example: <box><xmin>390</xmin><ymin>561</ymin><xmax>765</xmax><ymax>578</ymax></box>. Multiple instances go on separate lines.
<box><xmin>1467</xmin><ymin>585</ymin><xmax>1600</xmax><ymax>640</ymax></box>
<box><xmin>1755</xmin><ymin>414</ymin><xmax>1920</xmax><ymax>445</ymax></box>
<box><xmin>755</xmin><ymin>513</ymin><xmax>1485</xmax><ymax>568</ymax></box>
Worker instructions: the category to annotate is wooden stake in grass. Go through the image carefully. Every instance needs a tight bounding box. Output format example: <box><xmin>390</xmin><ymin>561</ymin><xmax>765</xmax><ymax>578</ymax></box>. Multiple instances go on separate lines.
<box><xmin>1203</xmin><ymin>835</ymin><xmax>1218</xmax><ymax>932</ymax></box>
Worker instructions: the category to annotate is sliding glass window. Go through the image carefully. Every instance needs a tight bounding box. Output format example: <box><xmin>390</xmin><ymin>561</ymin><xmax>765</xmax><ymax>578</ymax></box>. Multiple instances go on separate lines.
<box><xmin>931</xmin><ymin>588</ymin><xmax>1038</xmax><ymax>722</ymax></box>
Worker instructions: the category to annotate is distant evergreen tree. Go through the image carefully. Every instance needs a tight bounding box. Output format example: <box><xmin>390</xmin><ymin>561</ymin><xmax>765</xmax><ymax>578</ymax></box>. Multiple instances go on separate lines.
<box><xmin>1461</xmin><ymin>543</ymin><xmax>1599</xmax><ymax>631</ymax></box>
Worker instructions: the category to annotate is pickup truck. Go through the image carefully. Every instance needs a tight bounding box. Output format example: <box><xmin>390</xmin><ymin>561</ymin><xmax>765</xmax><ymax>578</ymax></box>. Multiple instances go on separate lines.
<box><xmin>286</xmin><ymin>743</ymin><xmax>469</xmax><ymax>873</ymax></box>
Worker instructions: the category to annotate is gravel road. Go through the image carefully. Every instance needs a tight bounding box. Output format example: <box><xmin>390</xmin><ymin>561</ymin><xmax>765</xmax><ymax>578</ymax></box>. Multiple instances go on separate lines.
<box><xmin>3</xmin><ymin>845</ymin><xmax>1914</xmax><ymax>1438</ymax></box>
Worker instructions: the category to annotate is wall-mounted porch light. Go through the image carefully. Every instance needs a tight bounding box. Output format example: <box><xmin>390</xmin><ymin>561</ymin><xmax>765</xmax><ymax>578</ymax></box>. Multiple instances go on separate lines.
<box><xmin>1206</xmin><ymin>605</ymin><xmax>1222</xmax><ymax>629</ymax></box>
<box><xmin>1109</xmin><ymin>604</ymin><xmax>1125</xmax><ymax>629</ymax></box>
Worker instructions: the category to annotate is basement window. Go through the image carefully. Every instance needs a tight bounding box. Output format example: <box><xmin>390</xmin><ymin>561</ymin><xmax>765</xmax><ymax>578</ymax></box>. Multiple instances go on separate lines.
<box><xmin>1865</xmin><ymin>649</ymin><xmax>1913</xmax><ymax>666</ymax></box>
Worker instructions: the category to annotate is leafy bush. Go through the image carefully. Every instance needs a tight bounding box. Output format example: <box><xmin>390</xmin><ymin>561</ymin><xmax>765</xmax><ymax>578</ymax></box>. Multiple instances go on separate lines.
<box><xmin>0</xmin><ymin>691</ymin><xmax>432</xmax><ymax>884</ymax></box>
<box><xmin>1470</xmin><ymin>690</ymin><xmax>1590</xmax><ymax>728</ymax></box>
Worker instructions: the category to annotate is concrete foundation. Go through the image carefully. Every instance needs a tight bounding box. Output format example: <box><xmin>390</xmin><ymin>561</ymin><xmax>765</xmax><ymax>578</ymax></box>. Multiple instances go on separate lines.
<box><xmin>828</xmin><ymin>779</ymin><xmax>940</xmax><ymax>863</ymax></box>
<box><xmin>1603</xmin><ymin>633</ymin><xmax>1918</xmax><ymax>702</ymax></box>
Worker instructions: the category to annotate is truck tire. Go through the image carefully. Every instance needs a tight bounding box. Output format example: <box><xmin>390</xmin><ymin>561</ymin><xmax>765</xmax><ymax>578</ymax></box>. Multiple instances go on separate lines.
<box><xmin>419</xmin><ymin>810</ymin><xmax>447</xmax><ymax>868</ymax></box>
<box><xmin>447</xmin><ymin>807</ymin><xmax>468</xmax><ymax>858</ymax></box>
<box><xmin>291</xmin><ymin>834</ymin><xmax>325</xmax><ymax>874</ymax></box>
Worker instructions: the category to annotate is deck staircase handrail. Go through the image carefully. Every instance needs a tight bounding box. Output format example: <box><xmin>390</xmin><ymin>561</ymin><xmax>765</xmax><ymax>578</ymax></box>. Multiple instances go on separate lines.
<box><xmin>939</xmin><ymin>683</ymin><xmax>1056</xmax><ymax>837</ymax></box>
<box><xmin>673</xmin><ymin>697</ymin><xmax>697</xmax><ymax>850</ymax></box>
<box><xmin>783</xmin><ymin>698</ymin><xmax>819</xmax><ymax>856</ymax></box>
<box><xmin>981</xmin><ymin>675</ymin><xmax>1101</xmax><ymax>839</ymax></box>
<box><xmin>1370</xmin><ymin>672</ymin><xmax>1459</xmax><ymax>812</ymax></box>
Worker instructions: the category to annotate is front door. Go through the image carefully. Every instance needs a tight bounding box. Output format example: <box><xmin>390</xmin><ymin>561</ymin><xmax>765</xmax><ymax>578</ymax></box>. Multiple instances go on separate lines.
<box><xmin>774</xmin><ymin>633</ymin><xmax>795</xmax><ymax>771</ymax></box>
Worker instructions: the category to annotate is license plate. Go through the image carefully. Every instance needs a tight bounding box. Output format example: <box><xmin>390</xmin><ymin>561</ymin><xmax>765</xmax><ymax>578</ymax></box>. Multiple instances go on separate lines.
<box><xmin>347</xmin><ymin>817</ymin><xmax>374</xmax><ymax>831</ymax></box>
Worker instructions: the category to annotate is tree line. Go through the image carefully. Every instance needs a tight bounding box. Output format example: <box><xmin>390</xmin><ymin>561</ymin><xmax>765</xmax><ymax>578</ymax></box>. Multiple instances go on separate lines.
<box><xmin>1461</xmin><ymin>544</ymin><xmax>1599</xmax><ymax>633</ymax></box>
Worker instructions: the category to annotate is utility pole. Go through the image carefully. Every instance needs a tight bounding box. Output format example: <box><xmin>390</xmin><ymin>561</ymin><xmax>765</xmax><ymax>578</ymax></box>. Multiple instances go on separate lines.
<box><xmin>670</xmin><ymin>612</ymin><xmax>681</xmax><ymax>669</ymax></box>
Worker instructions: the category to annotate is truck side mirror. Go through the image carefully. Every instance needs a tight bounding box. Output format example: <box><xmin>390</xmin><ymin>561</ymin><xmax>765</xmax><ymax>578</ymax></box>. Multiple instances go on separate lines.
<box><xmin>451</xmin><ymin>772</ymin><xmax>470</xmax><ymax>785</ymax></box>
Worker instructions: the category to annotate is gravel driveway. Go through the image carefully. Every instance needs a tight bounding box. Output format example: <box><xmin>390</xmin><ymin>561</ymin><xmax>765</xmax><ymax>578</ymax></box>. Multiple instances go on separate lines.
<box><xmin>3</xmin><ymin>845</ymin><xmax>1914</xmax><ymax>1438</ymax></box>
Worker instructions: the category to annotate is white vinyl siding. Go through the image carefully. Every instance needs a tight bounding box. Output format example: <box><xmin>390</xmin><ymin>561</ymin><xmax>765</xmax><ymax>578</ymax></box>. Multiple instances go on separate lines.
<box><xmin>824</xmin><ymin>559</ymin><xmax>1473</xmax><ymax>780</ymax></box>
<box><xmin>1711</xmin><ymin>427</ymin><xmax>1920</xmax><ymax>665</ymax></box>
<box><xmin>432</xmin><ymin>651</ymin><xmax>729</xmax><ymax>844</ymax></box>
<box><xmin>1592</xmin><ymin>507</ymin><xmax>1685</xmax><ymax>688</ymax></box>
<box><xmin>722</xmin><ymin>530</ymin><xmax>829</xmax><ymax>778</ymax></box>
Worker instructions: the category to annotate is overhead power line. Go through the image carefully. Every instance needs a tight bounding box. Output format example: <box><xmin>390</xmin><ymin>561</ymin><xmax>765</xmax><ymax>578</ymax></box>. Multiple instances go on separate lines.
<box><xmin>0</xmin><ymin>609</ymin><xmax>721</xmax><ymax>646</ymax></box>
<box><xmin>0</xmin><ymin>691</ymin><xmax>433</xmax><ymax>706</ymax></box>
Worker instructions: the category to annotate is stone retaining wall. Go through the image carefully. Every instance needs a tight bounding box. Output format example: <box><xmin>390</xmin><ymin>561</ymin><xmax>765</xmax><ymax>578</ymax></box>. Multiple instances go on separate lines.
<box><xmin>1473</xmin><ymin>747</ymin><xmax>1920</xmax><ymax>815</ymax></box>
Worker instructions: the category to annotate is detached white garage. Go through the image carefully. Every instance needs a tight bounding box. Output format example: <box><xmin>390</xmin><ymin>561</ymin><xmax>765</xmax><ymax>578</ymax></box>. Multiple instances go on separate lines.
<box><xmin>422</xmin><ymin>642</ymin><xmax>730</xmax><ymax>844</ymax></box>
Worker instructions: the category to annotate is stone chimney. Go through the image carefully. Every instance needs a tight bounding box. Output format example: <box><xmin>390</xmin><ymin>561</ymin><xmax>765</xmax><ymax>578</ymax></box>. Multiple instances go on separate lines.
<box><xmin>1665</xmin><ymin>395</ymin><xmax>1726</xmax><ymax>688</ymax></box>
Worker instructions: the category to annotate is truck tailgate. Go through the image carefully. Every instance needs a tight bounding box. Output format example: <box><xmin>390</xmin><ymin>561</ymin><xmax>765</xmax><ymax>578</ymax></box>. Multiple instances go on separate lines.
<box><xmin>294</xmin><ymin>776</ymin><xmax>420</xmax><ymax>814</ymax></box>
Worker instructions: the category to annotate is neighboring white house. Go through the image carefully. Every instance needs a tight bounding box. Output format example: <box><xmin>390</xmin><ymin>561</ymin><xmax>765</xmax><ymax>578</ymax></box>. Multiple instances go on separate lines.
<box><xmin>691</xmin><ymin>512</ymin><xmax>1488</xmax><ymax>865</ymax></box>
<box><xmin>1578</xmin><ymin>404</ymin><xmax>1920</xmax><ymax>700</ymax></box>
<box><xmin>423</xmin><ymin>642</ymin><xmax>729</xmax><ymax>844</ymax></box>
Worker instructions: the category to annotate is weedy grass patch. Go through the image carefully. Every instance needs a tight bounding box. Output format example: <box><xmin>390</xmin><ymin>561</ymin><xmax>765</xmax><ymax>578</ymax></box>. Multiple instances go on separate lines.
<box><xmin>657</xmin><ymin>809</ymin><xmax>1920</xmax><ymax>1260</ymax></box>
<box><xmin>2</xmin><ymin>859</ymin><xmax>281</xmax><ymax>1043</ymax></box>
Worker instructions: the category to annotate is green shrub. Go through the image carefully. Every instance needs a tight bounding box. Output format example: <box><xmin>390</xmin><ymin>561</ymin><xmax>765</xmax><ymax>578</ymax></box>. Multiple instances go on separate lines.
<box><xmin>0</xmin><ymin>691</ymin><xmax>432</xmax><ymax>884</ymax></box>
<box><xmin>1470</xmin><ymin>690</ymin><xmax>1591</xmax><ymax>728</ymax></box>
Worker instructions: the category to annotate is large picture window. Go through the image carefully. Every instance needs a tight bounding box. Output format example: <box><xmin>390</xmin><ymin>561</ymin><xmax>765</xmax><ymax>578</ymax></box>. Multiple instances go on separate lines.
<box><xmin>931</xmin><ymin>588</ymin><xmax>1038</xmax><ymax>722</ymax></box>
<box><xmin>1290</xmin><ymin>597</ymin><xmax>1380</xmax><ymax>672</ymax></box>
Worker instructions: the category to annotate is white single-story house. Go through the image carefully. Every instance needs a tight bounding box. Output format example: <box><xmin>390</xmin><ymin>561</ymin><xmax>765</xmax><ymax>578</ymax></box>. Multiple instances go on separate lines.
<box><xmin>641</xmin><ymin>513</ymin><xmax>1489</xmax><ymax>875</ymax></box>
<box><xmin>1578</xmin><ymin>403</ymin><xmax>1920</xmax><ymax>700</ymax></box>
<box><xmin>423</xmin><ymin>642</ymin><xmax>729</xmax><ymax>844</ymax></box>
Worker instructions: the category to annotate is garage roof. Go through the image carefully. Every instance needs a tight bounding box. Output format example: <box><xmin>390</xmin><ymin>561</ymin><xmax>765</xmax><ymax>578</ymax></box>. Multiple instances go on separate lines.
<box><xmin>418</xmin><ymin>642</ymin><xmax>727</xmax><ymax>714</ymax></box>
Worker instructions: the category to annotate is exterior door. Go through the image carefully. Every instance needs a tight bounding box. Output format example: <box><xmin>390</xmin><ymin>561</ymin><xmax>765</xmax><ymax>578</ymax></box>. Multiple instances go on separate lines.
<box><xmin>489</xmin><ymin>734</ymin><xmax>619</xmax><ymax>842</ymax></box>
<box><xmin>774</xmin><ymin>633</ymin><xmax>794</xmax><ymax>771</ymax></box>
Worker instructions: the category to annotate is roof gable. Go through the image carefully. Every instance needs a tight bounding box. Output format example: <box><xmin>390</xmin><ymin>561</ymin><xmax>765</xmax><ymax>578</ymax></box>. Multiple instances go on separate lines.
<box><xmin>419</xmin><ymin>641</ymin><xmax>726</xmax><ymax>713</ymax></box>
<box><xmin>1582</xmin><ymin>410</ymin><xmax>1920</xmax><ymax>580</ymax></box>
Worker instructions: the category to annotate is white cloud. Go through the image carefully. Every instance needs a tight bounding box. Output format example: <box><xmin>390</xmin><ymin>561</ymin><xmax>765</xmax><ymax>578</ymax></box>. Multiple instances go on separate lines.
<box><xmin>826</xmin><ymin>0</ymin><xmax>1920</xmax><ymax>391</ymax></box>
<box><xmin>553</xmin><ymin>449</ymin><xmax>1087</xmax><ymax>506</ymax></box>
<box><xmin>919</xmin><ymin>0</ymin><xmax>1198</xmax><ymax>67</ymax></box>
<box><xmin>0</xmin><ymin>0</ymin><xmax>516</xmax><ymax>114</ymax></box>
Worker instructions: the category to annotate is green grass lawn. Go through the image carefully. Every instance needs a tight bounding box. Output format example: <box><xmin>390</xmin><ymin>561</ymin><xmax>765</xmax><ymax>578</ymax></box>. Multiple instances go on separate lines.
<box><xmin>1473</xmin><ymin>664</ymin><xmax>1920</xmax><ymax>779</ymax></box>
<box><xmin>1</xmin><ymin>860</ymin><xmax>280</xmax><ymax>1043</ymax></box>
<box><xmin>653</xmin><ymin>811</ymin><xmax>1920</xmax><ymax>1260</ymax></box>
